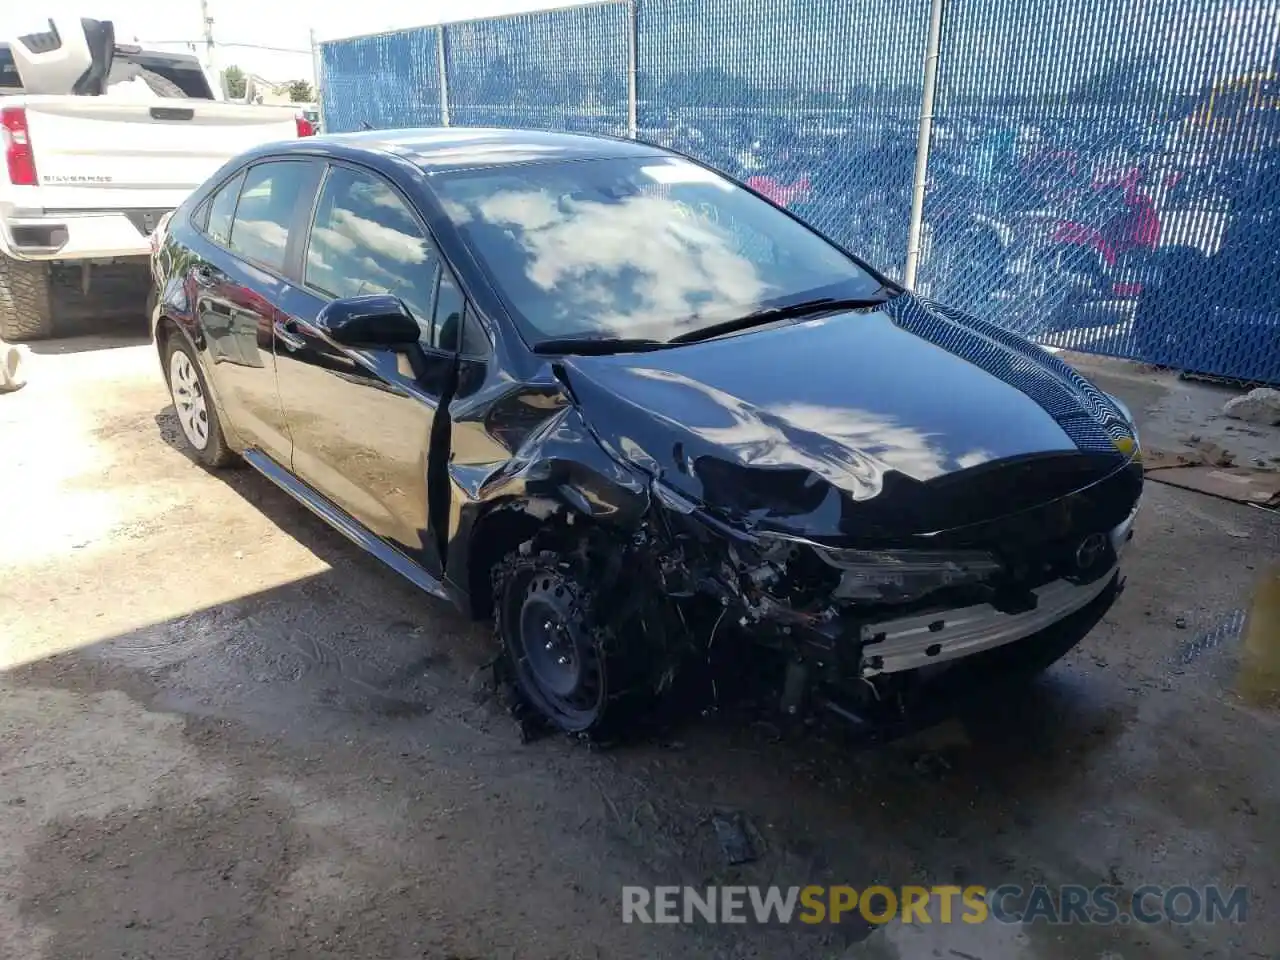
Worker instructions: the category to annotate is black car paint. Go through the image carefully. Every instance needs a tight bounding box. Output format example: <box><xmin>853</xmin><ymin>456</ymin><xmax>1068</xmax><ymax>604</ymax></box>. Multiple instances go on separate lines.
<box><xmin>151</xmin><ymin>128</ymin><xmax>1141</xmax><ymax>679</ymax></box>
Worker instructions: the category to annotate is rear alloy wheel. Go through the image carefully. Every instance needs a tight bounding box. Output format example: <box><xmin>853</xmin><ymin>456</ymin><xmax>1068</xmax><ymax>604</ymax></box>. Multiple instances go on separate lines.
<box><xmin>495</xmin><ymin>548</ymin><xmax>651</xmax><ymax>737</ymax></box>
<box><xmin>165</xmin><ymin>337</ymin><xmax>235</xmax><ymax>468</ymax></box>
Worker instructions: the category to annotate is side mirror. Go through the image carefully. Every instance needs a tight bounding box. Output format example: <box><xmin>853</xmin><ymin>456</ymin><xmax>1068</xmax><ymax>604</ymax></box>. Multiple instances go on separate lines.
<box><xmin>317</xmin><ymin>295</ymin><xmax>421</xmax><ymax>349</ymax></box>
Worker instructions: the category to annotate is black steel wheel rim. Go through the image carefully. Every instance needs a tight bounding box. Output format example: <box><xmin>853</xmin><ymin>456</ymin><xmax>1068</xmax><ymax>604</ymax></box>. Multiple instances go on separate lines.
<box><xmin>505</xmin><ymin>567</ymin><xmax>604</xmax><ymax>730</ymax></box>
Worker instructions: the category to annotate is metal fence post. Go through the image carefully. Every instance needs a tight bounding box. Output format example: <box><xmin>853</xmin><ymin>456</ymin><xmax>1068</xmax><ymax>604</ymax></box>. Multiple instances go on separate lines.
<box><xmin>437</xmin><ymin>28</ymin><xmax>451</xmax><ymax>126</ymax></box>
<box><xmin>904</xmin><ymin>0</ymin><xmax>946</xmax><ymax>291</ymax></box>
<box><xmin>627</xmin><ymin>0</ymin><xmax>639</xmax><ymax>139</ymax></box>
<box><xmin>309</xmin><ymin>27</ymin><xmax>321</xmax><ymax>110</ymax></box>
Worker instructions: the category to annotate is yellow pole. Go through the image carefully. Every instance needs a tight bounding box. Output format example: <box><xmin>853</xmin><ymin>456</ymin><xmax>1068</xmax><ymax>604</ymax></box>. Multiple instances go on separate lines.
<box><xmin>1239</xmin><ymin>565</ymin><xmax>1280</xmax><ymax>708</ymax></box>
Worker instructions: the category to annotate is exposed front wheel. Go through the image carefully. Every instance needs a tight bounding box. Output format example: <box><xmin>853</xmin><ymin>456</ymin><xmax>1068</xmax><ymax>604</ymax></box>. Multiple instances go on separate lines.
<box><xmin>494</xmin><ymin>547</ymin><xmax>653</xmax><ymax>737</ymax></box>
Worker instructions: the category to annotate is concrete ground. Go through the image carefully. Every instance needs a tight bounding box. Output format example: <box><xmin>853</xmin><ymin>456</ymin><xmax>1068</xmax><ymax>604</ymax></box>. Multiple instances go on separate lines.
<box><xmin>1</xmin><ymin>333</ymin><xmax>1277</xmax><ymax>960</ymax></box>
<box><xmin>1062</xmin><ymin>351</ymin><xmax>1280</xmax><ymax>475</ymax></box>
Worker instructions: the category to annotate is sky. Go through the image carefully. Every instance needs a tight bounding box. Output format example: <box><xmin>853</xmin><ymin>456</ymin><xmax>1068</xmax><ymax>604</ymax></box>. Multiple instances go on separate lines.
<box><xmin>0</xmin><ymin>0</ymin><xmax>590</xmax><ymax>85</ymax></box>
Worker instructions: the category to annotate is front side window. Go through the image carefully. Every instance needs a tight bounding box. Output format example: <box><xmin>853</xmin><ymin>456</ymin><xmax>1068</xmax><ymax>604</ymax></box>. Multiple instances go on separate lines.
<box><xmin>305</xmin><ymin>164</ymin><xmax>441</xmax><ymax>343</ymax></box>
<box><xmin>228</xmin><ymin>160</ymin><xmax>312</xmax><ymax>273</ymax></box>
<box><xmin>432</xmin><ymin>270</ymin><xmax>465</xmax><ymax>352</ymax></box>
<box><xmin>432</xmin><ymin>155</ymin><xmax>883</xmax><ymax>344</ymax></box>
<box><xmin>460</xmin><ymin>305</ymin><xmax>491</xmax><ymax>358</ymax></box>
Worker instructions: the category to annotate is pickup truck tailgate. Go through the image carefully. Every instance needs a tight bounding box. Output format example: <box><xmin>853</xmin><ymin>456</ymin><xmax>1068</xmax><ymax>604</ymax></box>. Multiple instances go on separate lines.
<box><xmin>18</xmin><ymin>96</ymin><xmax>300</xmax><ymax>211</ymax></box>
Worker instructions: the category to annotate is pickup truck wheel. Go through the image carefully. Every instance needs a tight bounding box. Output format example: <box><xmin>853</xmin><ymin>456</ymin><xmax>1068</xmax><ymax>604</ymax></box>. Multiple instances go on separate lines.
<box><xmin>0</xmin><ymin>256</ymin><xmax>54</xmax><ymax>342</ymax></box>
<box><xmin>165</xmin><ymin>337</ymin><xmax>234</xmax><ymax>468</ymax></box>
<box><xmin>494</xmin><ymin>547</ymin><xmax>652</xmax><ymax>738</ymax></box>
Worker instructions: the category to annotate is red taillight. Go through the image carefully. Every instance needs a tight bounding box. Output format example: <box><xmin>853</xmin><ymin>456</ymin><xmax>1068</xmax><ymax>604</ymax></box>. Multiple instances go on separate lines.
<box><xmin>296</xmin><ymin>115</ymin><xmax>316</xmax><ymax>137</ymax></box>
<box><xmin>1</xmin><ymin>107</ymin><xmax>37</xmax><ymax>186</ymax></box>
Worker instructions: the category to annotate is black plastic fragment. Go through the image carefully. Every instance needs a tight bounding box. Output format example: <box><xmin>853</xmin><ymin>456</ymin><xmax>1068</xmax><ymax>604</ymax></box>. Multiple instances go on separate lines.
<box><xmin>712</xmin><ymin>812</ymin><xmax>756</xmax><ymax>865</ymax></box>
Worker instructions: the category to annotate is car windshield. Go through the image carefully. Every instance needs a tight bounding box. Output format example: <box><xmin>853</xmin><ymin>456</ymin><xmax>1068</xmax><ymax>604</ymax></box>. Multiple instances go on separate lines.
<box><xmin>431</xmin><ymin>155</ymin><xmax>883</xmax><ymax>344</ymax></box>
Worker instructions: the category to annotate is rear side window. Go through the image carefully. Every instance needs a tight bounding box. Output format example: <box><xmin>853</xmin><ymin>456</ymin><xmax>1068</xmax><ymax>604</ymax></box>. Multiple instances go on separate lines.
<box><xmin>203</xmin><ymin>171</ymin><xmax>245</xmax><ymax>246</ymax></box>
<box><xmin>305</xmin><ymin>165</ymin><xmax>441</xmax><ymax>337</ymax></box>
<box><xmin>228</xmin><ymin>161</ymin><xmax>312</xmax><ymax>273</ymax></box>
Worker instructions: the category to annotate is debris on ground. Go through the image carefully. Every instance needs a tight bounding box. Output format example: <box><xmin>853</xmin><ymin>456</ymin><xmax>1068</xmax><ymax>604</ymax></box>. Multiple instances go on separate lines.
<box><xmin>911</xmin><ymin>752</ymin><xmax>954</xmax><ymax>778</ymax></box>
<box><xmin>1145</xmin><ymin>465</ymin><xmax>1280</xmax><ymax>508</ymax></box>
<box><xmin>1223</xmin><ymin>388</ymin><xmax>1280</xmax><ymax>427</ymax></box>
<box><xmin>0</xmin><ymin>339</ymin><xmax>28</xmax><ymax>393</ymax></box>
<box><xmin>711</xmin><ymin>812</ymin><xmax>756</xmax><ymax>865</ymax></box>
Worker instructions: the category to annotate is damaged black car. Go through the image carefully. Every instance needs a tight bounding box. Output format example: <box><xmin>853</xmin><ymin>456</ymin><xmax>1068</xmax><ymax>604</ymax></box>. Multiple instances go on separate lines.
<box><xmin>149</xmin><ymin>128</ymin><xmax>1143</xmax><ymax>738</ymax></box>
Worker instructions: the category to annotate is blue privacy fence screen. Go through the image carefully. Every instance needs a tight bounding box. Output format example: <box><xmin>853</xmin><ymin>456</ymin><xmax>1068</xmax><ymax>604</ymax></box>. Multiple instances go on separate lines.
<box><xmin>444</xmin><ymin>3</ymin><xmax>630</xmax><ymax>135</ymax></box>
<box><xmin>635</xmin><ymin>0</ymin><xmax>930</xmax><ymax>282</ymax></box>
<box><xmin>916</xmin><ymin>0</ymin><xmax>1280</xmax><ymax>384</ymax></box>
<box><xmin>318</xmin><ymin>0</ymin><xmax>1280</xmax><ymax>385</ymax></box>
<box><xmin>319</xmin><ymin>26</ymin><xmax>443</xmax><ymax>132</ymax></box>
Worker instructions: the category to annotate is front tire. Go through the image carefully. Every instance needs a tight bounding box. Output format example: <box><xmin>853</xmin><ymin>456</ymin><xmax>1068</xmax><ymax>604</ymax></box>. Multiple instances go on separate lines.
<box><xmin>494</xmin><ymin>547</ymin><xmax>653</xmax><ymax>738</ymax></box>
<box><xmin>165</xmin><ymin>336</ymin><xmax>234</xmax><ymax>468</ymax></box>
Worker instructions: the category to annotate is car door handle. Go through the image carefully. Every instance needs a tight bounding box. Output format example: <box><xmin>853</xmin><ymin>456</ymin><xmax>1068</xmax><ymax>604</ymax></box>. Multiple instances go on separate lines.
<box><xmin>273</xmin><ymin>318</ymin><xmax>306</xmax><ymax>352</ymax></box>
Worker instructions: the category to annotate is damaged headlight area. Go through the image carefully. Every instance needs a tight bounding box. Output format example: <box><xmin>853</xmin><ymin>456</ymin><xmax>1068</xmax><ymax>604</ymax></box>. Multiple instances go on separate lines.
<box><xmin>639</xmin><ymin>473</ymin><xmax>1135</xmax><ymax>729</ymax></box>
<box><xmin>809</xmin><ymin>545</ymin><xmax>1003</xmax><ymax>604</ymax></box>
<box><xmin>650</xmin><ymin>479</ymin><xmax>1006</xmax><ymax>618</ymax></box>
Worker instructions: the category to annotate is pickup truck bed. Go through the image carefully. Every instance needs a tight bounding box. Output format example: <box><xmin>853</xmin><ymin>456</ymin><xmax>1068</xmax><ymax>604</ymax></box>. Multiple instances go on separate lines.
<box><xmin>0</xmin><ymin>94</ymin><xmax>307</xmax><ymax>340</ymax></box>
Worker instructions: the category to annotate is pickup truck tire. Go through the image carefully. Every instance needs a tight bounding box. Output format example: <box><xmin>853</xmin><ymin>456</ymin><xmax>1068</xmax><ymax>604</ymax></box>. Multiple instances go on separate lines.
<box><xmin>138</xmin><ymin>69</ymin><xmax>187</xmax><ymax>99</ymax></box>
<box><xmin>0</xmin><ymin>256</ymin><xmax>54</xmax><ymax>342</ymax></box>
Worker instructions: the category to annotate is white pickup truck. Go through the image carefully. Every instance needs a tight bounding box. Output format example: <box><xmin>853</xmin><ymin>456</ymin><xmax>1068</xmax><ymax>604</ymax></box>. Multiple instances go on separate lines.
<box><xmin>0</xmin><ymin>17</ymin><xmax>315</xmax><ymax>341</ymax></box>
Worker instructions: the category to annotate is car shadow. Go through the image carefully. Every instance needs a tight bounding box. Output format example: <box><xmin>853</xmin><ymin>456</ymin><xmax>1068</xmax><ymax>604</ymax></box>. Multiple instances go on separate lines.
<box><xmin>142</xmin><ymin>399</ymin><xmax>1135</xmax><ymax>911</ymax></box>
<box><xmin>1</xmin><ymin>401</ymin><xmax>1164</xmax><ymax>960</ymax></box>
<box><xmin>152</xmin><ymin>403</ymin><xmax>488</xmax><ymax>671</ymax></box>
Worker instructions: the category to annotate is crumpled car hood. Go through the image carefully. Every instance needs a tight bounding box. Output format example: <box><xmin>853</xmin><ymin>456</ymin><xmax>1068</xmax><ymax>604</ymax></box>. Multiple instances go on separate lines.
<box><xmin>558</xmin><ymin>295</ymin><xmax>1138</xmax><ymax>539</ymax></box>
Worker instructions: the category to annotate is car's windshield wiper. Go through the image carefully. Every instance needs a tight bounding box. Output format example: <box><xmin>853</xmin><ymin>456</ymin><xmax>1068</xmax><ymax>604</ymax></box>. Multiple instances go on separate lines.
<box><xmin>668</xmin><ymin>293</ymin><xmax>894</xmax><ymax>345</ymax></box>
<box><xmin>531</xmin><ymin>336</ymin><xmax>671</xmax><ymax>356</ymax></box>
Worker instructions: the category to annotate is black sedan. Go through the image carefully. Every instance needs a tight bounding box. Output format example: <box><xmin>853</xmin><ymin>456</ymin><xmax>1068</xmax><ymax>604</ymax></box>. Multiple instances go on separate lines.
<box><xmin>149</xmin><ymin>128</ymin><xmax>1142</xmax><ymax>738</ymax></box>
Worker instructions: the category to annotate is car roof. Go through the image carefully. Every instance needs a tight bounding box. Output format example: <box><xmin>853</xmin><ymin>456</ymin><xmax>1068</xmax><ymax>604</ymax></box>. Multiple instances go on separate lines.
<box><xmin>268</xmin><ymin>127</ymin><xmax>669</xmax><ymax>172</ymax></box>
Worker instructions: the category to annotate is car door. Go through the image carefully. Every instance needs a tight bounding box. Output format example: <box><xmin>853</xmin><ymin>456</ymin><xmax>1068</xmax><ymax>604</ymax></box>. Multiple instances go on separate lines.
<box><xmin>187</xmin><ymin>158</ymin><xmax>322</xmax><ymax>465</ymax></box>
<box><xmin>273</xmin><ymin>161</ymin><xmax>459</xmax><ymax>575</ymax></box>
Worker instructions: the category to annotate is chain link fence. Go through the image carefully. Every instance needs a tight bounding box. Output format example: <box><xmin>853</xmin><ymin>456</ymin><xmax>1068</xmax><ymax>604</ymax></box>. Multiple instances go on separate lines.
<box><xmin>319</xmin><ymin>27</ymin><xmax>443</xmax><ymax>132</ymax></box>
<box><xmin>444</xmin><ymin>3</ymin><xmax>630</xmax><ymax>135</ymax></box>
<box><xmin>319</xmin><ymin>0</ymin><xmax>1280</xmax><ymax>385</ymax></box>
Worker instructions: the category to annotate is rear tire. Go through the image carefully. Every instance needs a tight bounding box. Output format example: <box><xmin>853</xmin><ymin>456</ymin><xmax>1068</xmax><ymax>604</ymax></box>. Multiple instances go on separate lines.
<box><xmin>0</xmin><ymin>256</ymin><xmax>54</xmax><ymax>342</ymax></box>
<box><xmin>164</xmin><ymin>335</ymin><xmax>235</xmax><ymax>468</ymax></box>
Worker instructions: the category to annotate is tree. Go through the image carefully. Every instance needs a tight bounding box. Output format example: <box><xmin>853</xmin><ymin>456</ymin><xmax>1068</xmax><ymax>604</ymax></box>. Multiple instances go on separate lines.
<box><xmin>222</xmin><ymin>64</ymin><xmax>246</xmax><ymax>99</ymax></box>
<box><xmin>288</xmin><ymin>79</ymin><xmax>314</xmax><ymax>103</ymax></box>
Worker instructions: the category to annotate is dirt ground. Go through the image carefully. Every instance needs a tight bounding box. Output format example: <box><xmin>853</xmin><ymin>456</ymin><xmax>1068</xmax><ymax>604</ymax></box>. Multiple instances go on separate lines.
<box><xmin>1</xmin><ymin>332</ymin><xmax>1278</xmax><ymax>960</ymax></box>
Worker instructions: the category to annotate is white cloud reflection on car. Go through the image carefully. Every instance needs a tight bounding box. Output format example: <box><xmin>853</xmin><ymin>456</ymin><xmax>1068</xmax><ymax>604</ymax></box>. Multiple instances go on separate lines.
<box><xmin>468</xmin><ymin>187</ymin><xmax>772</xmax><ymax>337</ymax></box>
<box><xmin>623</xmin><ymin>366</ymin><xmax>999</xmax><ymax>492</ymax></box>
